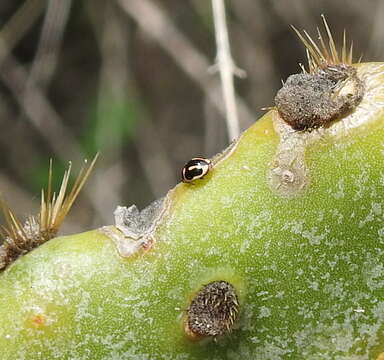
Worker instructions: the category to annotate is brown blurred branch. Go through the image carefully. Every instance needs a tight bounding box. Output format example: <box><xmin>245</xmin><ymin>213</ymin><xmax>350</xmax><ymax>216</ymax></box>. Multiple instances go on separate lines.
<box><xmin>0</xmin><ymin>39</ymin><xmax>112</xmax><ymax>224</ymax></box>
<box><xmin>27</xmin><ymin>0</ymin><xmax>73</xmax><ymax>90</ymax></box>
<box><xmin>117</xmin><ymin>0</ymin><xmax>255</xmax><ymax>135</ymax></box>
<box><xmin>0</xmin><ymin>1</ymin><xmax>110</xmax><ymax>225</ymax></box>
<box><xmin>369</xmin><ymin>1</ymin><xmax>384</xmax><ymax>59</ymax></box>
<box><xmin>0</xmin><ymin>173</ymin><xmax>80</xmax><ymax>234</ymax></box>
<box><xmin>0</xmin><ymin>175</ymin><xmax>36</xmax><ymax>216</ymax></box>
<box><xmin>0</xmin><ymin>43</ymin><xmax>82</xmax><ymax>162</ymax></box>
<box><xmin>0</xmin><ymin>1</ymin><xmax>79</xmax><ymax>162</ymax></box>
<box><xmin>87</xmin><ymin>2</ymin><xmax>126</xmax><ymax>212</ymax></box>
<box><xmin>88</xmin><ymin>1</ymin><xmax>176</xmax><ymax>200</ymax></box>
<box><xmin>0</xmin><ymin>0</ymin><xmax>45</xmax><ymax>66</ymax></box>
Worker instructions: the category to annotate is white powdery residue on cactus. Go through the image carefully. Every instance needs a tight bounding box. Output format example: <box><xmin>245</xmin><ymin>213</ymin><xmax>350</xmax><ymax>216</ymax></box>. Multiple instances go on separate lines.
<box><xmin>292</xmin><ymin>306</ymin><xmax>365</xmax><ymax>358</ymax></box>
<box><xmin>283</xmin><ymin>219</ymin><xmax>329</xmax><ymax>246</ymax></box>
<box><xmin>253</xmin><ymin>226</ymin><xmax>384</xmax><ymax>358</ymax></box>
<box><xmin>363</xmin><ymin>301</ymin><xmax>384</xmax><ymax>350</ymax></box>
<box><xmin>241</xmin><ymin>210</ymin><xmax>273</xmax><ymax>253</ymax></box>
<box><xmin>329</xmin><ymin>325</ymin><xmax>355</xmax><ymax>353</ymax></box>
<box><xmin>205</xmin><ymin>245</ymin><xmax>223</xmax><ymax>257</ymax></box>
<box><xmin>131</xmin><ymin>305</ymin><xmax>147</xmax><ymax>320</ymax></box>
<box><xmin>275</xmin><ymin>290</ymin><xmax>285</xmax><ymax>299</ymax></box>
<box><xmin>240</xmin><ymin>301</ymin><xmax>262</xmax><ymax>332</ymax></box>
<box><xmin>97</xmin><ymin>333</ymin><xmax>137</xmax><ymax>360</ymax></box>
<box><xmin>261</xmin><ymin>263</ymin><xmax>278</xmax><ymax>272</ymax></box>
<box><xmin>363</xmin><ymin>260</ymin><xmax>384</xmax><ymax>291</ymax></box>
<box><xmin>304</xmin><ymin>279</ymin><xmax>321</xmax><ymax>297</ymax></box>
<box><xmin>358</xmin><ymin>202</ymin><xmax>383</xmax><ymax>228</ymax></box>
<box><xmin>297</xmin><ymin>304</ymin><xmax>315</xmax><ymax>320</ymax></box>
<box><xmin>219</xmin><ymin>193</ymin><xmax>236</xmax><ymax>208</ymax></box>
<box><xmin>302</xmin><ymin>227</ymin><xmax>329</xmax><ymax>246</ymax></box>
<box><xmin>258</xmin><ymin>306</ymin><xmax>272</xmax><ymax>319</ymax></box>
<box><xmin>74</xmin><ymin>333</ymin><xmax>144</xmax><ymax>360</ymax></box>
<box><xmin>73</xmin><ymin>290</ymin><xmax>93</xmax><ymax>321</ymax></box>
<box><xmin>378</xmin><ymin>227</ymin><xmax>384</xmax><ymax>238</ymax></box>
<box><xmin>330</xmin><ymin>208</ymin><xmax>344</xmax><ymax>225</ymax></box>
<box><xmin>6</xmin><ymin>260</ymin><xmax>144</xmax><ymax>358</ymax></box>
<box><xmin>352</xmin><ymin>168</ymin><xmax>370</xmax><ymax>201</ymax></box>
<box><xmin>331</xmin><ymin>178</ymin><xmax>345</xmax><ymax>199</ymax></box>
<box><xmin>166</xmin><ymin>285</ymin><xmax>185</xmax><ymax>301</ymax></box>
<box><xmin>323</xmin><ymin>279</ymin><xmax>347</xmax><ymax>299</ymax></box>
<box><xmin>295</xmin><ymin>268</ymin><xmax>304</xmax><ymax>277</ymax></box>
<box><xmin>281</xmin><ymin>219</ymin><xmax>303</xmax><ymax>234</ymax></box>
<box><xmin>248</xmin><ymin>210</ymin><xmax>273</xmax><ymax>235</ymax></box>
<box><xmin>256</xmin><ymin>290</ymin><xmax>269</xmax><ymax>297</ymax></box>
<box><xmin>238</xmin><ymin>337</ymin><xmax>294</xmax><ymax>360</ymax></box>
<box><xmin>12</xmin><ymin>254</ymin><xmax>101</xmax><ymax>314</ymax></box>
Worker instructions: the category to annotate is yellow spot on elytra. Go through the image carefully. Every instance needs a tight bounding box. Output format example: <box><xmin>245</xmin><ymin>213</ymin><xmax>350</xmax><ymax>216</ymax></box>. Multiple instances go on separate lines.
<box><xmin>376</xmin><ymin>353</ymin><xmax>384</xmax><ymax>360</ymax></box>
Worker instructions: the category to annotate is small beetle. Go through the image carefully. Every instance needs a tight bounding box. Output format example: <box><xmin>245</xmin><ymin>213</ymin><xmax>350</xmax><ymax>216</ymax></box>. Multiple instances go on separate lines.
<box><xmin>181</xmin><ymin>157</ymin><xmax>211</xmax><ymax>183</ymax></box>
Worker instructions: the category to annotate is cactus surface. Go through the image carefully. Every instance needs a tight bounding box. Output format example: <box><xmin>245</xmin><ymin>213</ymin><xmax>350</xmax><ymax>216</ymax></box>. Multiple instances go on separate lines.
<box><xmin>0</xmin><ymin>62</ymin><xmax>384</xmax><ymax>359</ymax></box>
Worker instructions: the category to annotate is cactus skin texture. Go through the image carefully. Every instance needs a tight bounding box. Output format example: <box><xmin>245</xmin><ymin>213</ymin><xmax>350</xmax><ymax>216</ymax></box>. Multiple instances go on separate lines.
<box><xmin>1</xmin><ymin>63</ymin><xmax>384</xmax><ymax>359</ymax></box>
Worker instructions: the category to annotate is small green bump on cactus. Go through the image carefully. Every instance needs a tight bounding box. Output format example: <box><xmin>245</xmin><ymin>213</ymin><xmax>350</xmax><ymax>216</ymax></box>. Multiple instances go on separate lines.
<box><xmin>185</xmin><ymin>280</ymin><xmax>239</xmax><ymax>339</ymax></box>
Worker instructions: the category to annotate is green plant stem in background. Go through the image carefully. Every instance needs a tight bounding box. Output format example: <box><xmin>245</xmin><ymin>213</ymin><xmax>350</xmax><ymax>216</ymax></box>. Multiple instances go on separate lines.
<box><xmin>0</xmin><ymin>63</ymin><xmax>384</xmax><ymax>359</ymax></box>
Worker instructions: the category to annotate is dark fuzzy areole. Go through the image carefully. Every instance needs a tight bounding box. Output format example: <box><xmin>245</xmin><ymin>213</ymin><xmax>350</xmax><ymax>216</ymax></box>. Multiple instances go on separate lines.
<box><xmin>0</xmin><ymin>224</ymin><xmax>49</xmax><ymax>270</ymax></box>
<box><xmin>186</xmin><ymin>280</ymin><xmax>239</xmax><ymax>338</ymax></box>
<box><xmin>275</xmin><ymin>65</ymin><xmax>364</xmax><ymax>131</ymax></box>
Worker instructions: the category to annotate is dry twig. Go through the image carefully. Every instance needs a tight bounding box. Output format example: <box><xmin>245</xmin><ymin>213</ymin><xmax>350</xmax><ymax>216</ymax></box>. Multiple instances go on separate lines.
<box><xmin>26</xmin><ymin>0</ymin><xmax>73</xmax><ymax>90</ymax></box>
<box><xmin>117</xmin><ymin>0</ymin><xmax>254</xmax><ymax>130</ymax></box>
<box><xmin>211</xmin><ymin>0</ymin><xmax>244</xmax><ymax>140</ymax></box>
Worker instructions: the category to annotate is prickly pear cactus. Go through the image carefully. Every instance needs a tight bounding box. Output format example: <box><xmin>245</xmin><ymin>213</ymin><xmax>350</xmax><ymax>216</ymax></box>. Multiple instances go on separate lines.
<box><xmin>1</xmin><ymin>26</ymin><xmax>384</xmax><ymax>359</ymax></box>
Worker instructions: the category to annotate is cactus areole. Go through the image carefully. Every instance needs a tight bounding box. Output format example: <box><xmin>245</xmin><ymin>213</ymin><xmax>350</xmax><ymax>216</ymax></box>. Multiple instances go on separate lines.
<box><xmin>1</xmin><ymin>23</ymin><xmax>384</xmax><ymax>360</ymax></box>
<box><xmin>275</xmin><ymin>64</ymin><xmax>364</xmax><ymax>131</ymax></box>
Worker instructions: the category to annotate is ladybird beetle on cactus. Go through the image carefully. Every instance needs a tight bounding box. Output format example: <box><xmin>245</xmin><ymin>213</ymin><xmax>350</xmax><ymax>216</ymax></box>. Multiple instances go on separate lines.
<box><xmin>181</xmin><ymin>158</ymin><xmax>211</xmax><ymax>183</ymax></box>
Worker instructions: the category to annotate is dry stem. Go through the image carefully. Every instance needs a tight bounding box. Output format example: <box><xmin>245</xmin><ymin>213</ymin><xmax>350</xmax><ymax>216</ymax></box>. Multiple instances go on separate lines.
<box><xmin>211</xmin><ymin>0</ymin><xmax>244</xmax><ymax>140</ymax></box>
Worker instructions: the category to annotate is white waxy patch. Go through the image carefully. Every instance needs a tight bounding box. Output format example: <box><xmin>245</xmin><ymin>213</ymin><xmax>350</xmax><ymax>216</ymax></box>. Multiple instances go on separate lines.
<box><xmin>101</xmin><ymin>198</ymin><xmax>169</xmax><ymax>257</ymax></box>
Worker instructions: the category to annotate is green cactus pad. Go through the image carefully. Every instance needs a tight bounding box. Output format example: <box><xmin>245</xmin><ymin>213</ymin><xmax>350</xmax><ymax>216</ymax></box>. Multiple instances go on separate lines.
<box><xmin>0</xmin><ymin>63</ymin><xmax>384</xmax><ymax>360</ymax></box>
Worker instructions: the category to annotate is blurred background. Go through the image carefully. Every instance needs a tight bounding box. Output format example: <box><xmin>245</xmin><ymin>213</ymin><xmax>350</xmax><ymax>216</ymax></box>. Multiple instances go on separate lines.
<box><xmin>0</xmin><ymin>0</ymin><xmax>383</xmax><ymax>234</ymax></box>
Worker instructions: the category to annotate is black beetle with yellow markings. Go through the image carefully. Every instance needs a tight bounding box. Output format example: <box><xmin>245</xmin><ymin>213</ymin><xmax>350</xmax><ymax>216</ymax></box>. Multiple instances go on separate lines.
<box><xmin>181</xmin><ymin>157</ymin><xmax>211</xmax><ymax>183</ymax></box>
